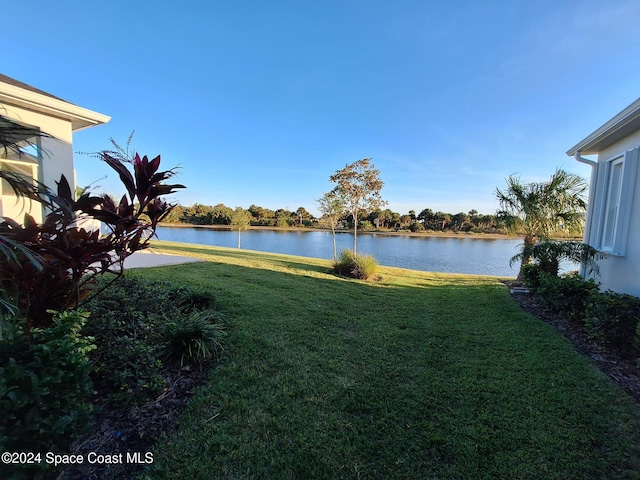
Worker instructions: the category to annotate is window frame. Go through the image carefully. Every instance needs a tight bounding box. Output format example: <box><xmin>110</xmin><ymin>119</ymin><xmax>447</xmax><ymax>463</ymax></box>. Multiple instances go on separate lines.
<box><xmin>592</xmin><ymin>147</ymin><xmax>638</xmax><ymax>256</ymax></box>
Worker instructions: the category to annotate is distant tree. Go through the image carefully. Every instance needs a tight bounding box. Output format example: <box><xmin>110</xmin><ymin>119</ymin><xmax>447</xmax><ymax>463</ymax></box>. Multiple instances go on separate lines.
<box><xmin>495</xmin><ymin>169</ymin><xmax>588</xmax><ymax>276</ymax></box>
<box><xmin>185</xmin><ymin>203</ymin><xmax>213</xmax><ymax>225</ymax></box>
<box><xmin>376</xmin><ymin>208</ymin><xmax>394</xmax><ymax>229</ymax></box>
<box><xmin>248</xmin><ymin>204</ymin><xmax>265</xmax><ymax>223</ymax></box>
<box><xmin>400</xmin><ymin>214</ymin><xmax>413</xmax><ymax>228</ymax></box>
<box><xmin>434</xmin><ymin>212</ymin><xmax>451</xmax><ymax>231</ymax></box>
<box><xmin>329</xmin><ymin>158</ymin><xmax>386</xmax><ymax>257</ymax></box>
<box><xmin>275</xmin><ymin>208</ymin><xmax>292</xmax><ymax>228</ymax></box>
<box><xmin>451</xmin><ymin>212</ymin><xmax>470</xmax><ymax>232</ymax></box>
<box><xmin>230</xmin><ymin>207</ymin><xmax>252</xmax><ymax>248</ymax></box>
<box><xmin>418</xmin><ymin>208</ymin><xmax>434</xmax><ymax>229</ymax></box>
<box><xmin>295</xmin><ymin>206</ymin><xmax>311</xmax><ymax>226</ymax></box>
<box><xmin>162</xmin><ymin>204</ymin><xmax>185</xmax><ymax>223</ymax></box>
<box><xmin>317</xmin><ymin>191</ymin><xmax>345</xmax><ymax>261</ymax></box>
<box><xmin>211</xmin><ymin>203</ymin><xmax>233</xmax><ymax>225</ymax></box>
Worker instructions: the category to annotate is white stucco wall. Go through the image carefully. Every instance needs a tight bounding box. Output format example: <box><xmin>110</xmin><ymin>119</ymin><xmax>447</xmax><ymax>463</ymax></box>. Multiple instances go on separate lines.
<box><xmin>590</xmin><ymin>130</ymin><xmax>640</xmax><ymax>297</ymax></box>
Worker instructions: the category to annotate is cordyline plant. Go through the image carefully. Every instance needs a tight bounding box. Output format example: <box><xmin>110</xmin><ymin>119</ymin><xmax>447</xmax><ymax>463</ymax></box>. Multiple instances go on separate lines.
<box><xmin>0</xmin><ymin>151</ymin><xmax>184</xmax><ymax>333</ymax></box>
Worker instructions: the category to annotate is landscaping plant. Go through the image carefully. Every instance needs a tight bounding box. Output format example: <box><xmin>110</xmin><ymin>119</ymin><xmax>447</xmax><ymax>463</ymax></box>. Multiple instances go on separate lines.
<box><xmin>537</xmin><ymin>272</ymin><xmax>600</xmax><ymax>323</ymax></box>
<box><xmin>0</xmin><ymin>310</ymin><xmax>94</xmax><ymax>479</ymax></box>
<box><xmin>496</xmin><ymin>169</ymin><xmax>588</xmax><ymax>277</ymax></box>
<box><xmin>159</xmin><ymin>310</ymin><xmax>226</xmax><ymax>367</ymax></box>
<box><xmin>585</xmin><ymin>291</ymin><xmax>640</xmax><ymax>358</ymax></box>
<box><xmin>333</xmin><ymin>248</ymin><xmax>379</xmax><ymax>280</ymax></box>
<box><xmin>510</xmin><ymin>239</ymin><xmax>606</xmax><ymax>277</ymax></box>
<box><xmin>0</xmin><ymin>146</ymin><xmax>184</xmax><ymax>332</ymax></box>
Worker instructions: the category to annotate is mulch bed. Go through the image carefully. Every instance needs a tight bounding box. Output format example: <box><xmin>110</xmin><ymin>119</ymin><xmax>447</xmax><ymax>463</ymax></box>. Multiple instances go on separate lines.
<box><xmin>61</xmin><ymin>366</ymin><xmax>207</xmax><ymax>480</ymax></box>
<box><xmin>504</xmin><ymin>280</ymin><xmax>640</xmax><ymax>404</ymax></box>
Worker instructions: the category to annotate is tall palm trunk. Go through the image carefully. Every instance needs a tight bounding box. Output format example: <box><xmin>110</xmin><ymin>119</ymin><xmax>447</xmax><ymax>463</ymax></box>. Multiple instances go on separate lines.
<box><xmin>518</xmin><ymin>233</ymin><xmax>536</xmax><ymax>279</ymax></box>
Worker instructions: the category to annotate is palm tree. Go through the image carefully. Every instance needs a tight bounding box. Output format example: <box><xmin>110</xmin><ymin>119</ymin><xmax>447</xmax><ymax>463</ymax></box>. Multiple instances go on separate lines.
<box><xmin>496</xmin><ymin>169</ymin><xmax>588</xmax><ymax>276</ymax></box>
<box><xmin>510</xmin><ymin>240</ymin><xmax>606</xmax><ymax>277</ymax></box>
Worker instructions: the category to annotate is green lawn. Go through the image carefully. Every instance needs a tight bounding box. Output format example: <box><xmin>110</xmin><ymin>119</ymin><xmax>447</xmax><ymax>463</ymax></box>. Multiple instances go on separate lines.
<box><xmin>134</xmin><ymin>241</ymin><xmax>640</xmax><ymax>479</ymax></box>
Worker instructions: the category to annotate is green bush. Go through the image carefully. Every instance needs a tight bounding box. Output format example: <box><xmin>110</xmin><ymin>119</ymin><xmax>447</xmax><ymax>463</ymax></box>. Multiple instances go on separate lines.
<box><xmin>83</xmin><ymin>276</ymin><xmax>227</xmax><ymax>406</ymax></box>
<box><xmin>585</xmin><ymin>291</ymin><xmax>640</xmax><ymax>357</ymax></box>
<box><xmin>176</xmin><ymin>288</ymin><xmax>217</xmax><ymax>312</ymax></box>
<box><xmin>0</xmin><ymin>311</ymin><xmax>94</xmax><ymax>478</ymax></box>
<box><xmin>159</xmin><ymin>310</ymin><xmax>226</xmax><ymax>366</ymax></box>
<box><xmin>333</xmin><ymin>249</ymin><xmax>357</xmax><ymax>276</ymax></box>
<box><xmin>537</xmin><ymin>272</ymin><xmax>599</xmax><ymax>323</ymax></box>
<box><xmin>83</xmin><ymin>277</ymin><xmax>181</xmax><ymax>406</ymax></box>
<box><xmin>353</xmin><ymin>254</ymin><xmax>379</xmax><ymax>280</ymax></box>
<box><xmin>333</xmin><ymin>249</ymin><xmax>379</xmax><ymax>280</ymax></box>
<box><xmin>520</xmin><ymin>263</ymin><xmax>543</xmax><ymax>291</ymax></box>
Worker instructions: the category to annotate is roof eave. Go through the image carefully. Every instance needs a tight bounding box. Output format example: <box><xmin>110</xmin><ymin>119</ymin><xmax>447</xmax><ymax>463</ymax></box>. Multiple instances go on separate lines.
<box><xmin>0</xmin><ymin>82</ymin><xmax>110</xmax><ymax>131</ymax></box>
<box><xmin>567</xmin><ymin>97</ymin><xmax>640</xmax><ymax>156</ymax></box>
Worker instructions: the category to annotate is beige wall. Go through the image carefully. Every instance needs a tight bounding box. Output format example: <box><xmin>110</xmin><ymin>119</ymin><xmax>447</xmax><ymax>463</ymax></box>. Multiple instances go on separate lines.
<box><xmin>1</xmin><ymin>103</ymin><xmax>74</xmax><ymax>223</ymax></box>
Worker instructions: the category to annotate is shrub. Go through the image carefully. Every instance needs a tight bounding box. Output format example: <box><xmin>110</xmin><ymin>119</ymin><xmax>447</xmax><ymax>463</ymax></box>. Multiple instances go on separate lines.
<box><xmin>353</xmin><ymin>254</ymin><xmax>379</xmax><ymax>280</ymax></box>
<box><xmin>585</xmin><ymin>291</ymin><xmax>640</xmax><ymax>357</ymax></box>
<box><xmin>333</xmin><ymin>249</ymin><xmax>357</xmax><ymax>276</ymax></box>
<box><xmin>0</xmin><ymin>311</ymin><xmax>94</xmax><ymax>478</ymax></box>
<box><xmin>159</xmin><ymin>310</ymin><xmax>226</xmax><ymax>366</ymax></box>
<box><xmin>537</xmin><ymin>272</ymin><xmax>599</xmax><ymax>323</ymax></box>
<box><xmin>0</xmin><ymin>148</ymin><xmax>184</xmax><ymax>332</ymax></box>
<box><xmin>83</xmin><ymin>277</ymin><xmax>179</xmax><ymax>406</ymax></box>
<box><xmin>83</xmin><ymin>276</ymin><xmax>226</xmax><ymax>406</ymax></box>
<box><xmin>177</xmin><ymin>288</ymin><xmax>217</xmax><ymax>312</ymax></box>
<box><xmin>520</xmin><ymin>263</ymin><xmax>543</xmax><ymax>291</ymax></box>
<box><xmin>333</xmin><ymin>249</ymin><xmax>379</xmax><ymax>280</ymax></box>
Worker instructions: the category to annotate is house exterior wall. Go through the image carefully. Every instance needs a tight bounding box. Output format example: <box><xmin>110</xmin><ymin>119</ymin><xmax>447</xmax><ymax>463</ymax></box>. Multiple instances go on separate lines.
<box><xmin>1</xmin><ymin>103</ymin><xmax>74</xmax><ymax>223</ymax></box>
<box><xmin>588</xmin><ymin>130</ymin><xmax>640</xmax><ymax>297</ymax></box>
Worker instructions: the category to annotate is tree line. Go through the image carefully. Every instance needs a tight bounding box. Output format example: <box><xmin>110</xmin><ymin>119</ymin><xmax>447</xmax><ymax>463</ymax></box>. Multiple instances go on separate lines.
<box><xmin>161</xmin><ymin>201</ymin><xmax>508</xmax><ymax>234</ymax></box>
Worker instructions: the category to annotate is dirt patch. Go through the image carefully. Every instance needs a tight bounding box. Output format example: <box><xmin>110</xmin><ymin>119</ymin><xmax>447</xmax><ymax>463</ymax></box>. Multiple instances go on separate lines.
<box><xmin>61</xmin><ymin>366</ymin><xmax>207</xmax><ymax>480</ymax></box>
<box><xmin>504</xmin><ymin>281</ymin><xmax>640</xmax><ymax>404</ymax></box>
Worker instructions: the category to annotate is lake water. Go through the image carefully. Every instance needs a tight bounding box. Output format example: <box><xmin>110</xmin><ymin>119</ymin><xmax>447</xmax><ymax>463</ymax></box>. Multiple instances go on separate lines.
<box><xmin>156</xmin><ymin>226</ymin><xmax>523</xmax><ymax>277</ymax></box>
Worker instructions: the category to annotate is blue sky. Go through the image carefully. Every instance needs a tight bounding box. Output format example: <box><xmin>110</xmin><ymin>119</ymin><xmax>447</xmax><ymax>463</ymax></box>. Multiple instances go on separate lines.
<box><xmin>4</xmin><ymin>0</ymin><xmax>640</xmax><ymax>216</ymax></box>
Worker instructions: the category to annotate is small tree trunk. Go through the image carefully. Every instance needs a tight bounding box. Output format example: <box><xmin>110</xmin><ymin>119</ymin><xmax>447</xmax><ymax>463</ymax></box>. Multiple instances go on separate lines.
<box><xmin>353</xmin><ymin>212</ymin><xmax>358</xmax><ymax>257</ymax></box>
<box><xmin>331</xmin><ymin>223</ymin><xmax>337</xmax><ymax>262</ymax></box>
<box><xmin>237</xmin><ymin>230</ymin><xmax>241</xmax><ymax>249</ymax></box>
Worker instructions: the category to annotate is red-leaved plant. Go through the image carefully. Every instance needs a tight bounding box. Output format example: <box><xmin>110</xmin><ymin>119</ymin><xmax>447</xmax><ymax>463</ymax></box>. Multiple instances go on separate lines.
<box><xmin>0</xmin><ymin>150</ymin><xmax>184</xmax><ymax>332</ymax></box>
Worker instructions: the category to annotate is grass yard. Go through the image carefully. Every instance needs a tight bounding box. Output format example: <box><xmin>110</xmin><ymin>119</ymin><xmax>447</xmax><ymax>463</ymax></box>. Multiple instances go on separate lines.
<box><xmin>133</xmin><ymin>241</ymin><xmax>640</xmax><ymax>479</ymax></box>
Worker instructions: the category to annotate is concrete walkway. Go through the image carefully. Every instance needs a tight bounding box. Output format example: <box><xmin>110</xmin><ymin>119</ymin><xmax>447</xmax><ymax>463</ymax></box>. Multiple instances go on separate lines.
<box><xmin>123</xmin><ymin>249</ymin><xmax>204</xmax><ymax>269</ymax></box>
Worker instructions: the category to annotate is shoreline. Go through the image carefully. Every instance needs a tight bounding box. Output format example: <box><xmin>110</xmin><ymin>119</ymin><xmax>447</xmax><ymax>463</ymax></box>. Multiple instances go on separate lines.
<box><xmin>157</xmin><ymin>223</ymin><xmax>582</xmax><ymax>241</ymax></box>
<box><xmin>157</xmin><ymin>222</ymin><xmax>516</xmax><ymax>240</ymax></box>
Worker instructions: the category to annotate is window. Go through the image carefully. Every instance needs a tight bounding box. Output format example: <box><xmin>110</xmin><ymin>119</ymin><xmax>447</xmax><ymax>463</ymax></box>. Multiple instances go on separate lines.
<box><xmin>593</xmin><ymin>147</ymin><xmax>639</xmax><ymax>255</ymax></box>
<box><xmin>0</xmin><ymin>117</ymin><xmax>42</xmax><ymax>221</ymax></box>
<box><xmin>600</xmin><ymin>157</ymin><xmax>623</xmax><ymax>251</ymax></box>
